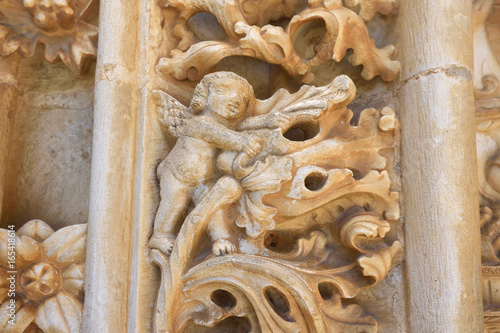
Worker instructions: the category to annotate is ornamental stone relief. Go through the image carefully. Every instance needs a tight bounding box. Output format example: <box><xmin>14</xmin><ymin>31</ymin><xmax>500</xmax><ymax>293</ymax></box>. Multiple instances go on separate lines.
<box><xmin>473</xmin><ymin>0</ymin><xmax>500</xmax><ymax>330</ymax></box>
<box><xmin>0</xmin><ymin>0</ymin><xmax>98</xmax><ymax>73</ymax></box>
<box><xmin>0</xmin><ymin>0</ymin><xmax>97</xmax><ymax>332</ymax></box>
<box><xmin>150</xmin><ymin>0</ymin><xmax>401</xmax><ymax>332</ymax></box>
<box><xmin>0</xmin><ymin>220</ymin><xmax>87</xmax><ymax>332</ymax></box>
<box><xmin>0</xmin><ymin>0</ymin><xmax>485</xmax><ymax>332</ymax></box>
<box><xmin>0</xmin><ymin>0</ymin><xmax>98</xmax><ymax>228</ymax></box>
<box><xmin>157</xmin><ymin>0</ymin><xmax>400</xmax><ymax>84</ymax></box>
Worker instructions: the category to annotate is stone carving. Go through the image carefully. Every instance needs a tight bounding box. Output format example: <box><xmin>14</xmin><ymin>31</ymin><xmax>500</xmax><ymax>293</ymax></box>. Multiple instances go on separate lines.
<box><xmin>0</xmin><ymin>220</ymin><xmax>86</xmax><ymax>332</ymax></box>
<box><xmin>473</xmin><ymin>1</ymin><xmax>500</xmax><ymax>329</ymax></box>
<box><xmin>158</xmin><ymin>0</ymin><xmax>400</xmax><ymax>83</ymax></box>
<box><xmin>0</xmin><ymin>0</ymin><xmax>98</xmax><ymax>73</ymax></box>
<box><xmin>474</xmin><ymin>0</ymin><xmax>500</xmax><ymax>260</ymax></box>
<box><xmin>149</xmin><ymin>71</ymin><xmax>401</xmax><ymax>332</ymax></box>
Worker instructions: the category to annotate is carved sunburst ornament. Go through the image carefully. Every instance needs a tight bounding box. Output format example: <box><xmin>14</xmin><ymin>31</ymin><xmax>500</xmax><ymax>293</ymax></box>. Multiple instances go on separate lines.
<box><xmin>0</xmin><ymin>0</ymin><xmax>98</xmax><ymax>73</ymax></box>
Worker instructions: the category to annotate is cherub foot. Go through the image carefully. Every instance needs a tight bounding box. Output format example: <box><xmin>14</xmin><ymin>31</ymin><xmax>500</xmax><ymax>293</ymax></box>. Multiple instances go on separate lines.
<box><xmin>212</xmin><ymin>239</ymin><xmax>236</xmax><ymax>256</ymax></box>
<box><xmin>149</xmin><ymin>232</ymin><xmax>176</xmax><ymax>256</ymax></box>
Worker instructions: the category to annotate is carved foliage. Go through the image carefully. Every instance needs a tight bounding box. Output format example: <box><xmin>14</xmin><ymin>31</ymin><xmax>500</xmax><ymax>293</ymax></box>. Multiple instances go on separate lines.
<box><xmin>150</xmin><ymin>71</ymin><xmax>400</xmax><ymax>332</ymax></box>
<box><xmin>158</xmin><ymin>0</ymin><xmax>400</xmax><ymax>83</ymax></box>
<box><xmin>472</xmin><ymin>2</ymin><xmax>500</xmax><ymax>329</ymax></box>
<box><xmin>0</xmin><ymin>0</ymin><xmax>98</xmax><ymax>73</ymax></box>
<box><xmin>0</xmin><ymin>220</ymin><xmax>86</xmax><ymax>332</ymax></box>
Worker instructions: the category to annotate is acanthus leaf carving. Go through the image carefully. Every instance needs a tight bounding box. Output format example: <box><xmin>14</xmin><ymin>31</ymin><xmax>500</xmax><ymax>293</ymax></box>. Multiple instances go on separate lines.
<box><xmin>158</xmin><ymin>0</ymin><xmax>400</xmax><ymax>84</ymax></box>
<box><xmin>149</xmin><ymin>67</ymin><xmax>401</xmax><ymax>332</ymax></box>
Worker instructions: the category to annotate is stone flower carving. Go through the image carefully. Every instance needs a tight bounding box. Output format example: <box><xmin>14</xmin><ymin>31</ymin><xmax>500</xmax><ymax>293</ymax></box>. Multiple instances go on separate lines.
<box><xmin>0</xmin><ymin>0</ymin><xmax>98</xmax><ymax>73</ymax></box>
<box><xmin>158</xmin><ymin>0</ymin><xmax>400</xmax><ymax>83</ymax></box>
<box><xmin>150</xmin><ymin>71</ymin><xmax>401</xmax><ymax>332</ymax></box>
<box><xmin>0</xmin><ymin>220</ymin><xmax>86</xmax><ymax>332</ymax></box>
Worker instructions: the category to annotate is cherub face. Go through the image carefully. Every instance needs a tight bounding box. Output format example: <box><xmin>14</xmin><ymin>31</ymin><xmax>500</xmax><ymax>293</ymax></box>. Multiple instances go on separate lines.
<box><xmin>206</xmin><ymin>78</ymin><xmax>250</xmax><ymax>120</ymax></box>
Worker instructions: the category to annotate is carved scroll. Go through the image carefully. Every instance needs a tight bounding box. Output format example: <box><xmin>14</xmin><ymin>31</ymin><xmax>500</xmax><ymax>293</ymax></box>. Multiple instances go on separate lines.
<box><xmin>0</xmin><ymin>220</ymin><xmax>86</xmax><ymax>332</ymax></box>
<box><xmin>158</xmin><ymin>0</ymin><xmax>400</xmax><ymax>83</ymax></box>
<box><xmin>473</xmin><ymin>0</ymin><xmax>500</xmax><ymax>329</ymax></box>
<box><xmin>149</xmin><ymin>69</ymin><xmax>400</xmax><ymax>332</ymax></box>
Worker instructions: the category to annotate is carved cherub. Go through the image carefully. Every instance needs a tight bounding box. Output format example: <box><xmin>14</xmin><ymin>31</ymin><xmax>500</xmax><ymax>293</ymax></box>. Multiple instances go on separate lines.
<box><xmin>149</xmin><ymin>72</ymin><xmax>290</xmax><ymax>256</ymax></box>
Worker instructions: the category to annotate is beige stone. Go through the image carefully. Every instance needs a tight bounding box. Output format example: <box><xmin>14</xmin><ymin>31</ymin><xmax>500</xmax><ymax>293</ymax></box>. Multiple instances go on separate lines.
<box><xmin>0</xmin><ymin>0</ymin><xmax>490</xmax><ymax>332</ymax></box>
<box><xmin>0</xmin><ymin>220</ymin><xmax>87</xmax><ymax>332</ymax></box>
<box><xmin>150</xmin><ymin>70</ymin><xmax>400</xmax><ymax>332</ymax></box>
<box><xmin>397</xmin><ymin>0</ymin><xmax>483</xmax><ymax>332</ymax></box>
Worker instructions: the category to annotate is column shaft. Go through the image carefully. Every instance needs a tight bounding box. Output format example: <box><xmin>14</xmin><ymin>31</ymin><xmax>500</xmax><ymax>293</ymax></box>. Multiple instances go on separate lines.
<box><xmin>397</xmin><ymin>1</ymin><xmax>483</xmax><ymax>331</ymax></box>
<box><xmin>83</xmin><ymin>0</ymin><xmax>140</xmax><ymax>331</ymax></box>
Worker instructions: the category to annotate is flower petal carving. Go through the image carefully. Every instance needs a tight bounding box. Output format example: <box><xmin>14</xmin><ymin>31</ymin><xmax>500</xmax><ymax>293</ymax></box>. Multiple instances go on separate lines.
<box><xmin>42</xmin><ymin>224</ymin><xmax>87</xmax><ymax>268</ymax></box>
<box><xmin>0</xmin><ymin>221</ymin><xmax>87</xmax><ymax>332</ymax></box>
<box><xmin>0</xmin><ymin>298</ymin><xmax>36</xmax><ymax>332</ymax></box>
<box><xmin>35</xmin><ymin>291</ymin><xmax>83</xmax><ymax>333</ymax></box>
<box><xmin>17</xmin><ymin>219</ymin><xmax>55</xmax><ymax>243</ymax></box>
<box><xmin>0</xmin><ymin>0</ymin><xmax>98</xmax><ymax>73</ymax></box>
<box><xmin>0</xmin><ymin>230</ymin><xmax>41</xmax><ymax>269</ymax></box>
<box><xmin>62</xmin><ymin>263</ymin><xmax>85</xmax><ymax>298</ymax></box>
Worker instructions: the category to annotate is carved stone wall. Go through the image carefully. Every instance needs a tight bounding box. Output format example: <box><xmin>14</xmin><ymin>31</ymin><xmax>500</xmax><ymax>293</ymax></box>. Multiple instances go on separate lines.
<box><xmin>0</xmin><ymin>0</ymin><xmax>486</xmax><ymax>332</ymax></box>
<box><xmin>2</xmin><ymin>49</ymin><xmax>94</xmax><ymax>230</ymax></box>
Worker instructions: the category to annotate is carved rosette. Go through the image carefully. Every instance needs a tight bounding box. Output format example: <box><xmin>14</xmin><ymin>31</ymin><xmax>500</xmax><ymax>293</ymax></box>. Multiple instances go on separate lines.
<box><xmin>158</xmin><ymin>0</ymin><xmax>400</xmax><ymax>84</ymax></box>
<box><xmin>0</xmin><ymin>0</ymin><xmax>98</xmax><ymax>73</ymax></box>
<box><xmin>0</xmin><ymin>220</ymin><xmax>86</xmax><ymax>332</ymax></box>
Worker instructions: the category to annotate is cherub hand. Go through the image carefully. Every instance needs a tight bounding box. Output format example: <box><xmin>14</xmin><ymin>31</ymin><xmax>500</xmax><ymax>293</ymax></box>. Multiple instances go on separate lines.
<box><xmin>265</xmin><ymin>112</ymin><xmax>292</xmax><ymax>129</ymax></box>
<box><xmin>243</xmin><ymin>134</ymin><xmax>262</xmax><ymax>157</ymax></box>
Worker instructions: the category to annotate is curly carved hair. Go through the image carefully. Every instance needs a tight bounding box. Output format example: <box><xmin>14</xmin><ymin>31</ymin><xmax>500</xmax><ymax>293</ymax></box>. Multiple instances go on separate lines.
<box><xmin>190</xmin><ymin>72</ymin><xmax>255</xmax><ymax>114</ymax></box>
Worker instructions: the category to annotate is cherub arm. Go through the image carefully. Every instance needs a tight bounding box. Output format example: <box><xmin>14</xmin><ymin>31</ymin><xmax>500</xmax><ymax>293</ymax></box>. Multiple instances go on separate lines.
<box><xmin>190</xmin><ymin>116</ymin><xmax>245</xmax><ymax>150</ymax></box>
<box><xmin>238</xmin><ymin>112</ymin><xmax>292</xmax><ymax>130</ymax></box>
<box><xmin>179</xmin><ymin>116</ymin><xmax>262</xmax><ymax>155</ymax></box>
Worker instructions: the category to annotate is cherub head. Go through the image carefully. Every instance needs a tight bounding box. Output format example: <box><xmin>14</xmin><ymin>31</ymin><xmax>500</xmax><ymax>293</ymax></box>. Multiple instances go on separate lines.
<box><xmin>190</xmin><ymin>72</ymin><xmax>255</xmax><ymax>120</ymax></box>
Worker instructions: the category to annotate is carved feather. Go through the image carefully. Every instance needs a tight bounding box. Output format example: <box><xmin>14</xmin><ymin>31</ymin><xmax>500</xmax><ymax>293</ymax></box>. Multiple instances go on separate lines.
<box><xmin>152</xmin><ymin>90</ymin><xmax>191</xmax><ymax>138</ymax></box>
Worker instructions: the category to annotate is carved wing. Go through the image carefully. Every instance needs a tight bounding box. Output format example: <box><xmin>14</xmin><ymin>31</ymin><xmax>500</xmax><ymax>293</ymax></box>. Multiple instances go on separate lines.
<box><xmin>152</xmin><ymin>90</ymin><xmax>191</xmax><ymax>138</ymax></box>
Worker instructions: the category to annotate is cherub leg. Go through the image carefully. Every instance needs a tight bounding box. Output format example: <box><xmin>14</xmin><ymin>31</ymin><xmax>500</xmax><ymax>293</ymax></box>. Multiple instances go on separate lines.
<box><xmin>149</xmin><ymin>168</ymin><xmax>191</xmax><ymax>255</ymax></box>
<box><xmin>173</xmin><ymin>176</ymin><xmax>242</xmax><ymax>262</ymax></box>
<box><xmin>208</xmin><ymin>209</ymin><xmax>236</xmax><ymax>256</ymax></box>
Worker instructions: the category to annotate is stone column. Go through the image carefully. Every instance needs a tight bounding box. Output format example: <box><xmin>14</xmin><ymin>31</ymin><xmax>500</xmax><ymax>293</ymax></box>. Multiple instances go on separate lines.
<box><xmin>0</xmin><ymin>54</ymin><xmax>19</xmax><ymax>220</ymax></box>
<box><xmin>83</xmin><ymin>0</ymin><xmax>140</xmax><ymax>331</ymax></box>
<box><xmin>397</xmin><ymin>1</ymin><xmax>483</xmax><ymax>331</ymax></box>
